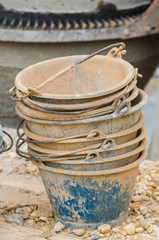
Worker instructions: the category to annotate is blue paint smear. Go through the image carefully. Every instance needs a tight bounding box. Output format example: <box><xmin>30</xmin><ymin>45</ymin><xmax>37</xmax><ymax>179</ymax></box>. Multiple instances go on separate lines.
<box><xmin>41</xmin><ymin>171</ymin><xmax>132</xmax><ymax>224</ymax></box>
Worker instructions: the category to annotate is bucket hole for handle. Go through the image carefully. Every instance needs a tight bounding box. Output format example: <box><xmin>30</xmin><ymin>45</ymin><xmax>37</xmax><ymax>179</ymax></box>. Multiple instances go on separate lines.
<box><xmin>102</xmin><ymin>139</ymin><xmax>115</xmax><ymax>150</ymax></box>
<box><xmin>85</xmin><ymin>153</ymin><xmax>98</xmax><ymax>161</ymax></box>
<box><xmin>87</xmin><ymin>130</ymin><xmax>104</xmax><ymax>140</ymax></box>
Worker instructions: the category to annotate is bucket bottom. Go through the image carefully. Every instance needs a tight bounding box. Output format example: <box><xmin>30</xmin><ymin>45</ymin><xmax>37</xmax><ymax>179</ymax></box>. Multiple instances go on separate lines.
<box><xmin>55</xmin><ymin>211</ymin><xmax>128</xmax><ymax>230</ymax></box>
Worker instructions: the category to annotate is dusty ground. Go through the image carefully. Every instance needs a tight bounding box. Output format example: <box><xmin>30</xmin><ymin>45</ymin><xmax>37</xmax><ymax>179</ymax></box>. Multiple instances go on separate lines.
<box><xmin>0</xmin><ymin>128</ymin><xmax>159</xmax><ymax>240</ymax></box>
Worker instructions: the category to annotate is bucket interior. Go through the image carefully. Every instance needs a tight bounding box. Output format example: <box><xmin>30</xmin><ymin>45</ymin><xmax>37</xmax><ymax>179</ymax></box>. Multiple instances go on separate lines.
<box><xmin>15</xmin><ymin>55</ymin><xmax>134</xmax><ymax>97</ymax></box>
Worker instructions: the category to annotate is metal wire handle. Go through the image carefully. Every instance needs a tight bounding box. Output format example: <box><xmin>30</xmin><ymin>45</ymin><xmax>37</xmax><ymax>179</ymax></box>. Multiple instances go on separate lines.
<box><xmin>16</xmin><ymin>121</ymin><xmax>104</xmax><ymax>159</ymax></box>
<box><xmin>16</xmin><ymin>121</ymin><xmax>113</xmax><ymax>160</ymax></box>
<box><xmin>16</xmin><ymin>123</ymin><xmax>118</xmax><ymax>160</ymax></box>
<box><xmin>16</xmin><ymin>135</ymin><xmax>114</xmax><ymax>162</ymax></box>
<box><xmin>17</xmin><ymin>133</ymin><xmax>104</xmax><ymax>158</ymax></box>
<box><xmin>16</xmin><ymin>135</ymin><xmax>87</xmax><ymax>161</ymax></box>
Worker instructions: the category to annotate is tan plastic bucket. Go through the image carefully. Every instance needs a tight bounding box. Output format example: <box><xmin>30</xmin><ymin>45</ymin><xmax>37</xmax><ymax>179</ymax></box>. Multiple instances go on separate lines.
<box><xmin>28</xmin><ymin>138</ymin><xmax>146</xmax><ymax>171</ymax></box>
<box><xmin>14</xmin><ymin>52</ymin><xmax>135</xmax><ymax>101</ymax></box>
<box><xmin>16</xmin><ymin>90</ymin><xmax>147</xmax><ymax>138</ymax></box>
<box><xmin>27</xmin><ymin>127</ymin><xmax>146</xmax><ymax>159</ymax></box>
<box><xmin>14</xmin><ymin>77</ymin><xmax>137</xmax><ymax>111</ymax></box>
<box><xmin>23</xmin><ymin>112</ymin><xmax>145</xmax><ymax>151</ymax></box>
<box><xmin>16</xmin><ymin>87</ymin><xmax>139</xmax><ymax>121</ymax></box>
<box><xmin>32</xmin><ymin>150</ymin><xmax>147</xmax><ymax>229</ymax></box>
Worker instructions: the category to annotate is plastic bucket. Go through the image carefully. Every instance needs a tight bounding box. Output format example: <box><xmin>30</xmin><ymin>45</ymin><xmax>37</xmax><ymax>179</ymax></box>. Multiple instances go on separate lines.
<box><xmin>28</xmin><ymin>138</ymin><xmax>147</xmax><ymax>171</ymax></box>
<box><xmin>26</xmin><ymin>79</ymin><xmax>137</xmax><ymax>111</ymax></box>
<box><xmin>16</xmin><ymin>87</ymin><xmax>139</xmax><ymax>121</ymax></box>
<box><xmin>16</xmin><ymin>90</ymin><xmax>147</xmax><ymax>138</ymax></box>
<box><xmin>27</xmin><ymin>127</ymin><xmax>146</xmax><ymax>158</ymax></box>
<box><xmin>33</xmin><ymin>150</ymin><xmax>147</xmax><ymax>230</ymax></box>
<box><xmin>23</xmin><ymin>112</ymin><xmax>145</xmax><ymax>152</ymax></box>
<box><xmin>14</xmin><ymin>52</ymin><xmax>135</xmax><ymax>102</ymax></box>
<box><xmin>14</xmin><ymin>78</ymin><xmax>137</xmax><ymax>112</ymax></box>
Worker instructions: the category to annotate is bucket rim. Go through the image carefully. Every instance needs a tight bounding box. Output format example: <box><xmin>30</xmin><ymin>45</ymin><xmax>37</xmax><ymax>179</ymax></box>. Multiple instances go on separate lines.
<box><xmin>15</xmin><ymin>55</ymin><xmax>135</xmax><ymax>100</ymax></box>
<box><xmin>35</xmin><ymin>149</ymin><xmax>147</xmax><ymax>176</ymax></box>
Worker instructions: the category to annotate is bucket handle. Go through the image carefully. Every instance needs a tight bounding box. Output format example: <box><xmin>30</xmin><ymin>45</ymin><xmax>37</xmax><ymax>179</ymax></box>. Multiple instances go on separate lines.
<box><xmin>16</xmin><ymin>125</ymin><xmax>120</xmax><ymax>160</ymax></box>
<box><xmin>17</xmin><ymin>122</ymin><xmax>120</xmax><ymax>157</ymax></box>
<box><xmin>16</xmin><ymin>124</ymin><xmax>107</xmax><ymax>158</ymax></box>
<box><xmin>10</xmin><ymin>42</ymin><xmax>126</xmax><ymax>100</ymax></box>
<box><xmin>15</xmin><ymin>135</ymin><xmax>117</xmax><ymax>162</ymax></box>
<box><xmin>84</xmin><ymin>139</ymin><xmax>117</xmax><ymax>161</ymax></box>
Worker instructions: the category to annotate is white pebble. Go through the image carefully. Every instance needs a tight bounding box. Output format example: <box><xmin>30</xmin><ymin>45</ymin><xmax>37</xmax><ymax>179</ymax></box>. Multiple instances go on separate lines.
<box><xmin>123</xmin><ymin>224</ymin><xmax>136</xmax><ymax>235</ymax></box>
<box><xmin>150</xmin><ymin>203</ymin><xmax>159</xmax><ymax>212</ymax></box>
<box><xmin>22</xmin><ymin>211</ymin><xmax>30</xmax><ymax>219</ymax></box>
<box><xmin>138</xmin><ymin>219</ymin><xmax>151</xmax><ymax>230</ymax></box>
<box><xmin>54</xmin><ymin>222</ymin><xmax>65</xmax><ymax>233</ymax></box>
<box><xmin>140</xmin><ymin>206</ymin><xmax>148</xmax><ymax>215</ymax></box>
<box><xmin>136</xmin><ymin>227</ymin><xmax>144</xmax><ymax>233</ymax></box>
<box><xmin>132</xmin><ymin>195</ymin><xmax>149</xmax><ymax>202</ymax></box>
<box><xmin>112</xmin><ymin>227</ymin><xmax>120</xmax><ymax>233</ymax></box>
<box><xmin>73</xmin><ymin>229</ymin><xmax>85</xmax><ymax>236</ymax></box>
<box><xmin>98</xmin><ymin>224</ymin><xmax>111</xmax><ymax>233</ymax></box>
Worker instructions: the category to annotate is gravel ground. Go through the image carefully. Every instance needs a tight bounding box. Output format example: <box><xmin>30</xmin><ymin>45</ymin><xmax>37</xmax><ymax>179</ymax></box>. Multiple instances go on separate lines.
<box><xmin>0</xmin><ymin>128</ymin><xmax>159</xmax><ymax>240</ymax></box>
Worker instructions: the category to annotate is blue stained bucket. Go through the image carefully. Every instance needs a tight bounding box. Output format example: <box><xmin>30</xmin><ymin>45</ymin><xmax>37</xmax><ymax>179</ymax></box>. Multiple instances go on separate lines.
<box><xmin>34</xmin><ymin>150</ymin><xmax>146</xmax><ymax>230</ymax></box>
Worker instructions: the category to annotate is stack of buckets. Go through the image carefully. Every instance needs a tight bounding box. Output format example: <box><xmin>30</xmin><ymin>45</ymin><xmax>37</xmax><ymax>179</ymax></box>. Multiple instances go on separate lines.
<box><xmin>11</xmin><ymin>43</ymin><xmax>148</xmax><ymax>230</ymax></box>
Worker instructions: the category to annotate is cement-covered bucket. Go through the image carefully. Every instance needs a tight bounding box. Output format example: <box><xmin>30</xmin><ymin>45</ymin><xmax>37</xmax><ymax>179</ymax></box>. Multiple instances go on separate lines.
<box><xmin>13</xmin><ymin>43</ymin><xmax>136</xmax><ymax>104</ymax></box>
<box><xmin>14</xmin><ymin>77</ymin><xmax>137</xmax><ymax>113</ymax></box>
<box><xmin>16</xmin><ymin>89</ymin><xmax>147</xmax><ymax>138</ymax></box>
<box><xmin>22</xmin><ymin>113</ymin><xmax>145</xmax><ymax>152</ymax></box>
<box><xmin>16</xmin><ymin>87</ymin><xmax>139</xmax><ymax>121</ymax></box>
<box><xmin>26</xmin><ymin>127</ymin><xmax>146</xmax><ymax>158</ymax></box>
<box><xmin>22</xmin><ymin>78</ymin><xmax>137</xmax><ymax>112</ymax></box>
<box><xmin>27</xmin><ymin>138</ymin><xmax>147</xmax><ymax>171</ymax></box>
<box><xmin>33</xmin><ymin>150</ymin><xmax>147</xmax><ymax>230</ymax></box>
